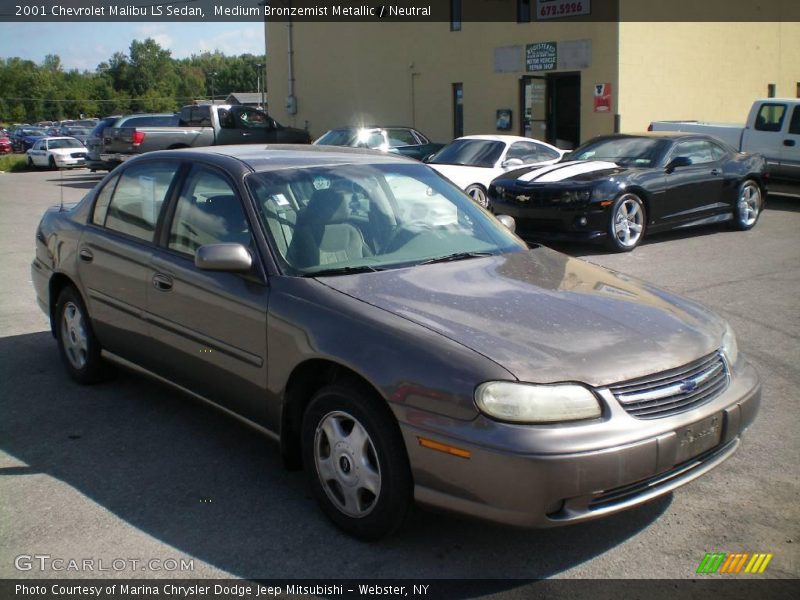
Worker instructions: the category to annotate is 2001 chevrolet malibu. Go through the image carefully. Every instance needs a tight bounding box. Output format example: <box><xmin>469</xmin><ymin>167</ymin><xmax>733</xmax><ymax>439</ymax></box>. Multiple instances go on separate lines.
<box><xmin>32</xmin><ymin>145</ymin><xmax>760</xmax><ymax>540</ymax></box>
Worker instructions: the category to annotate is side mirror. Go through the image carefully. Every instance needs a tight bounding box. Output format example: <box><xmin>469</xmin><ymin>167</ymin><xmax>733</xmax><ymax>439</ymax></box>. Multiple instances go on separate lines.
<box><xmin>195</xmin><ymin>243</ymin><xmax>253</xmax><ymax>272</ymax></box>
<box><xmin>501</xmin><ymin>158</ymin><xmax>524</xmax><ymax>169</ymax></box>
<box><xmin>496</xmin><ymin>214</ymin><xmax>516</xmax><ymax>233</ymax></box>
<box><xmin>666</xmin><ymin>156</ymin><xmax>692</xmax><ymax>172</ymax></box>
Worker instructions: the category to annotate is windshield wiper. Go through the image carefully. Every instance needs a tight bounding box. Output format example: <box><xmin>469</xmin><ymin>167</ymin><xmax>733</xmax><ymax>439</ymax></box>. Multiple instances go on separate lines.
<box><xmin>418</xmin><ymin>251</ymin><xmax>495</xmax><ymax>265</ymax></box>
<box><xmin>301</xmin><ymin>265</ymin><xmax>385</xmax><ymax>277</ymax></box>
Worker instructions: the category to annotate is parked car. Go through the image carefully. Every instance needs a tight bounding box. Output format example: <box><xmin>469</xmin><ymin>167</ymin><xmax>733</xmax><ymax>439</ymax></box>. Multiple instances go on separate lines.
<box><xmin>11</xmin><ymin>126</ymin><xmax>48</xmax><ymax>152</ymax></box>
<box><xmin>99</xmin><ymin>105</ymin><xmax>310</xmax><ymax>168</ymax></box>
<box><xmin>314</xmin><ymin>126</ymin><xmax>445</xmax><ymax>161</ymax></box>
<box><xmin>650</xmin><ymin>98</ymin><xmax>800</xmax><ymax>185</ymax></box>
<box><xmin>0</xmin><ymin>136</ymin><xmax>12</xmax><ymax>154</ymax></box>
<box><xmin>26</xmin><ymin>137</ymin><xmax>87</xmax><ymax>169</ymax></box>
<box><xmin>488</xmin><ymin>132</ymin><xmax>768</xmax><ymax>251</ymax></box>
<box><xmin>86</xmin><ymin>114</ymin><xmax>176</xmax><ymax>171</ymax></box>
<box><xmin>428</xmin><ymin>135</ymin><xmax>565</xmax><ymax>206</ymax></box>
<box><xmin>32</xmin><ymin>145</ymin><xmax>759</xmax><ymax>540</ymax></box>
<box><xmin>59</xmin><ymin>126</ymin><xmax>92</xmax><ymax>145</ymax></box>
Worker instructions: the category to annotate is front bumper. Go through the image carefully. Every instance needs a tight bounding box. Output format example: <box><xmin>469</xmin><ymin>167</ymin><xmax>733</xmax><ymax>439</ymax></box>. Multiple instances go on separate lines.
<box><xmin>54</xmin><ymin>157</ymin><xmax>86</xmax><ymax>168</ymax></box>
<box><xmin>399</xmin><ymin>360</ymin><xmax>760</xmax><ymax>528</ymax></box>
<box><xmin>489</xmin><ymin>196</ymin><xmax>609</xmax><ymax>243</ymax></box>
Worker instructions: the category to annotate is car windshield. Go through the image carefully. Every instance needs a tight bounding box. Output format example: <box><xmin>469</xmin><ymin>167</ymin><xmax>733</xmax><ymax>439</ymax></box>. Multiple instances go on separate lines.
<box><xmin>314</xmin><ymin>129</ymin><xmax>359</xmax><ymax>146</ymax></box>
<box><xmin>429</xmin><ymin>139</ymin><xmax>505</xmax><ymax>168</ymax></box>
<box><xmin>570</xmin><ymin>137</ymin><xmax>671</xmax><ymax>167</ymax></box>
<box><xmin>248</xmin><ymin>162</ymin><xmax>525</xmax><ymax>276</ymax></box>
<box><xmin>64</xmin><ymin>128</ymin><xmax>90</xmax><ymax>135</ymax></box>
<box><xmin>48</xmin><ymin>139</ymin><xmax>83</xmax><ymax>149</ymax></box>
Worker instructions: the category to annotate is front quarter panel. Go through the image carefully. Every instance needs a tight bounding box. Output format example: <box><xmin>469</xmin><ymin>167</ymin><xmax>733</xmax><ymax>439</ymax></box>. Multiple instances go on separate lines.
<box><xmin>266</xmin><ymin>276</ymin><xmax>515</xmax><ymax>430</ymax></box>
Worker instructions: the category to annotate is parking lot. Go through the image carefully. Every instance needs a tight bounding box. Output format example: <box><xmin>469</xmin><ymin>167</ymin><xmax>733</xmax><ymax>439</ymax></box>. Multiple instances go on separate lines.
<box><xmin>0</xmin><ymin>168</ymin><xmax>798</xmax><ymax>583</ymax></box>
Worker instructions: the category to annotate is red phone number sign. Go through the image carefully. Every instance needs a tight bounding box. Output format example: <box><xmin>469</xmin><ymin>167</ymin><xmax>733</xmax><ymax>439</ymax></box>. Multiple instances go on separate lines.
<box><xmin>536</xmin><ymin>0</ymin><xmax>591</xmax><ymax>20</ymax></box>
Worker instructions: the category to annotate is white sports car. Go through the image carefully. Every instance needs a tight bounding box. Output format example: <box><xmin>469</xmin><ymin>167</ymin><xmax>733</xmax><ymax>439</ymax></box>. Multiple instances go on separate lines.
<box><xmin>428</xmin><ymin>135</ymin><xmax>565</xmax><ymax>206</ymax></box>
<box><xmin>26</xmin><ymin>137</ymin><xmax>87</xmax><ymax>169</ymax></box>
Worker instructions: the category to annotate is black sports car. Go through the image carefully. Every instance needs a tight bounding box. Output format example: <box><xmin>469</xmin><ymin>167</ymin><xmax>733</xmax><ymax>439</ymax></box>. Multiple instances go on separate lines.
<box><xmin>488</xmin><ymin>133</ymin><xmax>768</xmax><ymax>251</ymax></box>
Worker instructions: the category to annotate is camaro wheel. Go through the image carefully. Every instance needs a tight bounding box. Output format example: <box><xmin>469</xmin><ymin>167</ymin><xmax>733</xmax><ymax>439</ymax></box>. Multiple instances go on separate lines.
<box><xmin>731</xmin><ymin>180</ymin><xmax>762</xmax><ymax>231</ymax></box>
<box><xmin>301</xmin><ymin>382</ymin><xmax>412</xmax><ymax>540</ymax></box>
<box><xmin>465</xmin><ymin>184</ymin><xmax>488</xmax><ymax>208</ymax></box>
<box><xmin>55</xmin><ymin>286</ymin><xmax>107</xmax><ymax>384</ymax></box>
<box><xmin>607</xmin><ymin>193</ymin><xmax>646</xmax><ymax>252</ymax></box>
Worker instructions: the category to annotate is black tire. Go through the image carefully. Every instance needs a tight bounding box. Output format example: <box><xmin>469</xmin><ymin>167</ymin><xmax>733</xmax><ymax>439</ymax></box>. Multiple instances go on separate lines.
<box><xmin>301</xmin><ymin>382</ymin><xmax>412</xmax><ymax>541</ymax></box>
<box><xmin>465</xmin><ymin>184</ymin><xmax>488</xmax><ymax>208</ymax></box>
<box><xmin>55</xmin><ymin>286</ymin><xmax>108</xmax><ymax>384</ymax></box>
<box><xmin>48</xmin><ymin>156</ymin><xmax>57</xmax><ymax>170</ymax></box>
<box><xmin>729</xmin><ymin>179</ymin><xmax>762</xmax><ymax>231</ymax></box>
<box><xmin>605</xmin><ymin>192</ymin><xmax>646</xmax><ymax>252</ymax></box>
<box><xmin>27</xmin><ymin>155</ymin><xmax>34</xmax><ymax>168</ymax></box>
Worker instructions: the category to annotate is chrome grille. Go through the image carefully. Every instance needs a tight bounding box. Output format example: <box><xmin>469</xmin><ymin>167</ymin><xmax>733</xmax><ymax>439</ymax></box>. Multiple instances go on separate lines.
<box><xmin>610</xmin><ymin>352</ymin><xmax>729</xmax><ymax>419</ymax></box>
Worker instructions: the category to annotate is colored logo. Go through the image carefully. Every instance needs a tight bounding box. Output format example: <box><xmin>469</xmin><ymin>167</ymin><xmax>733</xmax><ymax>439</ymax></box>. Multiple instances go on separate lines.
<box><xmin>697</xmin><ymin>552</ymin><xmax>773</xmax><ymax>574</ymax></box>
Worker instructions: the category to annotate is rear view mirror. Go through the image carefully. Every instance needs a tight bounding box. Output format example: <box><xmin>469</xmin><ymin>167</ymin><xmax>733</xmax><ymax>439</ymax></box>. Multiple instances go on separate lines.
<box><xmin>195</xmin><ymin>243</ymin><xmax>253</xmax><ymax>272</ymax></box>
<box><xmin>496</xmin><ymin>214</ymin><xmax>516</xmax><ymax>233</ymax></box>
<box><xmin>666</xmin><ymin>156</ymin><xmax>692</xmax><ymax>172</ymax></box>
<box><xmin>502</xmin><ymin>158</ymin><xmax>524</xmax><ymax>169</ymax></box>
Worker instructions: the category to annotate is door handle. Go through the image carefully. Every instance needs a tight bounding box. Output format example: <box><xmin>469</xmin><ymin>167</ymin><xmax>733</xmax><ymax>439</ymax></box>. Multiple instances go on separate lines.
<box><xmin>784</xmin><ymin>139</ymin><xmax>796</xmax><ymax>147</ymax></box>
<box><xmin>241</xmin><ymin>132</ymin><xmax>251</xmax><ymax>137</ymax></box>
<box><xmin>710</xmin><ymin>169</ymin><xmax>720</xmax><ymax>176</ymax></box>
<box><xmin>152</xmin><ymin>273</ymin><xmax>173</xmax><ymax>291</ymax></box>
<box><xmin>78</xmin><ymin>248</ymin><xmax>94</xmax><ymax>263</ymax></box>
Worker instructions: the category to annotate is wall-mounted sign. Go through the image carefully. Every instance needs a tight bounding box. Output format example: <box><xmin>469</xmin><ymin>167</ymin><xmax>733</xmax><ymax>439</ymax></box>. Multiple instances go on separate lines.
<box><xmin>537</xmin><ymin>0</ymin><xmax>591</xmax><ymax>20</ymax></box>
<box><xmin>593</xmin><ymin>82</ymin><xmax>612</xmax><ymax>112</ymax></box>
<box><xmin>526</xmin><ymin>42</ymin><xmax>557</xmax><ymax>72</ymax></box>
<box><xmin>496</xmin><ymin>109</ymin><xmax>512</xmax><ymax>131</ymax></box>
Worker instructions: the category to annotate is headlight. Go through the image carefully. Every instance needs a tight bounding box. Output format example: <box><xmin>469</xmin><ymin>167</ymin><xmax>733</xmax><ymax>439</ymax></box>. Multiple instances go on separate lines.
<box><xmin>722</xmin><ymin>323</ymin><xmax>738</xmax><ymax>366</ymax></box>
<box><xmin>559</xmin><ymin>189</ymin><xmax>592</xmax><ymax>204</ymax></box>
<box><xmin>475</xmin><ymin>381</ymin><xmax>601</xmax><ymax>424</ymax></box>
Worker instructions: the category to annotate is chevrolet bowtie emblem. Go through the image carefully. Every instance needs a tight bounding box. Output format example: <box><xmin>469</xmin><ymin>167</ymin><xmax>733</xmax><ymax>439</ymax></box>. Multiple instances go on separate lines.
<box><xmin>516</xmin><ymin>194</ymin><xmax>530</xmax><ymax>202</ymax></box>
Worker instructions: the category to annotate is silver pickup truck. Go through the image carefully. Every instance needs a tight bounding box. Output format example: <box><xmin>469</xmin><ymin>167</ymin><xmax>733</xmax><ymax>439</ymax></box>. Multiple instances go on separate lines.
<box><xmin>100</xmin><ymin>104</ymin><xmax>311</xmax><ymax>167</ymax></box>
<box><xmin>650</xmin><ymin>98</ymin><xmax>800</xmax><ymax>190</ymax></box>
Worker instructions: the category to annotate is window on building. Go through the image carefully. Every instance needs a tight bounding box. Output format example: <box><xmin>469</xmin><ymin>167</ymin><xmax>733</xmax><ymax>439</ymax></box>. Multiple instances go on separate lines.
<box><xmin>452</xmin><ymin>83</ymin><xmax>464</xmax><ymax>139</ymax></box>
<box><xmin>517</xmin><ymin>0</ymin><xmax>531</xmax><ymax>22</ymax></box>
<box><xmin>767</xmin><ymin>83</ymin><xmax>776</xmax><ymax>98</ymax></box>
<box><xmin>450</xmin><ymin>0</ymin><xmax>461</xmax><ymax>31</ymax></box>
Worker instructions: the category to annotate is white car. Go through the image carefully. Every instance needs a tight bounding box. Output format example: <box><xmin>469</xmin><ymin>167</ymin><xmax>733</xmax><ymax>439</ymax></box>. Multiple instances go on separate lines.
<box><xmin>26</xmin><ymin>137</ymin><xmax>87</xmax><ymax>169</ymax></box>
<box><xmin>428</xmin><ymin>135</ymin><xmax>565</xmax><ymax>206</ymax></box>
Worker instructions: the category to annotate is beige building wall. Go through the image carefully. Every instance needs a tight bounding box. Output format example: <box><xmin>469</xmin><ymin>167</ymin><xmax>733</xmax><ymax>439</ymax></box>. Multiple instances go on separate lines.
<box><xmin>267</xmin><ymin>21</ymin><xmax>620</xmax><ymax>145</ymax></box>
<box><xmin>618</xmin><ymin>21</ymin><xmax>800</xmax><ymax>132</ymax></box>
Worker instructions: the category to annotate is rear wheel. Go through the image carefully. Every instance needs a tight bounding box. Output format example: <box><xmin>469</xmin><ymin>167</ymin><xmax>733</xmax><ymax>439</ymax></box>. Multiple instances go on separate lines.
<box><xmin>301</xmin><ymin>382</ymin><xmax>412</xmax><ymax>540</ymax></box>
<box><xmin>606</xmin><ymin>192</ymin><xmax>646</xmax><ymax>252</ymax></box>
<box><xmin>55</xmin><ymin>286</ymin><xmax>107</xmax><ymax>384</ymax></box>
<box><xmin>730</xmin><ymin>179</ymin><xmax>762</xmax><ymax>230</ymax></box>
<box><xmin>465</xmin><ymin>184</ymin><xmax>488</xmax><ymax>208</ymax></box>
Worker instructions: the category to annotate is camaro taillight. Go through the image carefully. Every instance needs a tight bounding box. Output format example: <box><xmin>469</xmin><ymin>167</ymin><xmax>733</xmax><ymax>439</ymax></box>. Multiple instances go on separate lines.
<box><xmin>132</xmin><ymin>131</ymin><xmax>146</xmax><ymax>146</ymax></box>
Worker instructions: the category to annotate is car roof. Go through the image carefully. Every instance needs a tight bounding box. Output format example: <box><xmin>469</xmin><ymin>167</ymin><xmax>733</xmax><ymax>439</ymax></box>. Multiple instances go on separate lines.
<box><xmin>456</xmin><ymin>135</ymin><xmax>535</xmax><ymax>143</ymax></box>
<box><xmin>603</xmin><ymin>132</ymin><xmax>717</xmax><ymax>140</ymax></box>
<box><xmin>142</xmin><ymin>144</ymin><xmax>420</xmax><ymax>172</ymax></box>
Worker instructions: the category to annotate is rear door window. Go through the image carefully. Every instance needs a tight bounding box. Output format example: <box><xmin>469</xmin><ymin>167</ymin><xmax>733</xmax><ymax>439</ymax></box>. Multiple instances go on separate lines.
<box><xmin>104</xmin><ymin>162</ymin><xmax>180</xmax><ymax>242</ymax></box>
<box><xmin>754</xmin><ymin>103</ymin><xmax>787</xmax><ymax>132</ymax></box>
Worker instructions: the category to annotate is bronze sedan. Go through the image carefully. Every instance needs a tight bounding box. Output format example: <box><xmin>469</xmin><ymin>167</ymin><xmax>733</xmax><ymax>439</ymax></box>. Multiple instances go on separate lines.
<box><xmin>32</xmin><ymin>145</ymin><xmax>760</xmax><ymax>539</ymax></box>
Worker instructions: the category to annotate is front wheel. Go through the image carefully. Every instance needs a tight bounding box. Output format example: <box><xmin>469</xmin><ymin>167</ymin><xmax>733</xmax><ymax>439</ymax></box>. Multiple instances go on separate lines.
<box><xmin>606</xmin><ymin>193</ymin><xmax>646</xmax><ymax>252</ymax></box>
<box><xmin>55</xmin><ymin>286</ymin><xmax>107</xmax><ymax>384</ymax></box>
<box><xmin>27</xmin><ymin>155</ymin><xmax>34</xmax><ymax>168</ymax></box>
<box><xmin>465</xmin><ymin>184</ymin><xmax>488</xmax><ymax>208</ymax></box>
<box><xmin>302</xmin><ymin>382</ymin><xmax>412</xmax><ymax>540</ymax></box>
<box><xmin>730</xmin><ymin>179</ymin><xmax>762</xmax><ymax>231</ymax></box>
<box><xmin>48</xmin><ymin>156</ymin><xmax>58</xmax><ymax>170</ymax></box>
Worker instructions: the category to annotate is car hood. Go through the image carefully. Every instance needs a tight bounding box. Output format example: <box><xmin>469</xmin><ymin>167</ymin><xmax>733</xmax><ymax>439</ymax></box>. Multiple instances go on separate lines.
<box><xmin>319</xmin><ymin>248</ymin><xmax>724</xmax><ymax>387</ymax></box>
<box><xmin>501</xmin><ymin>160</ymin><xmax>628</xmax><ymax>185</ymax></box>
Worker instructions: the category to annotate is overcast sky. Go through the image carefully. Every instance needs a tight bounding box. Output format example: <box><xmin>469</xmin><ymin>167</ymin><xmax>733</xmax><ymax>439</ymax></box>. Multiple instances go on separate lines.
<box><xmin>0</xmin><ymin>22</ymin><xmax>266</xmax><ymax>69</ymax></box>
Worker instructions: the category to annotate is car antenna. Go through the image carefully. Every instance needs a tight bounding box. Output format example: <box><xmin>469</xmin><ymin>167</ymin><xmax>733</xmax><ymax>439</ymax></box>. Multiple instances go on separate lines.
<box><xmin>59</xmin><ymin>166</ymin><xmax>64</xmax><ymax>211</ymax></box>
